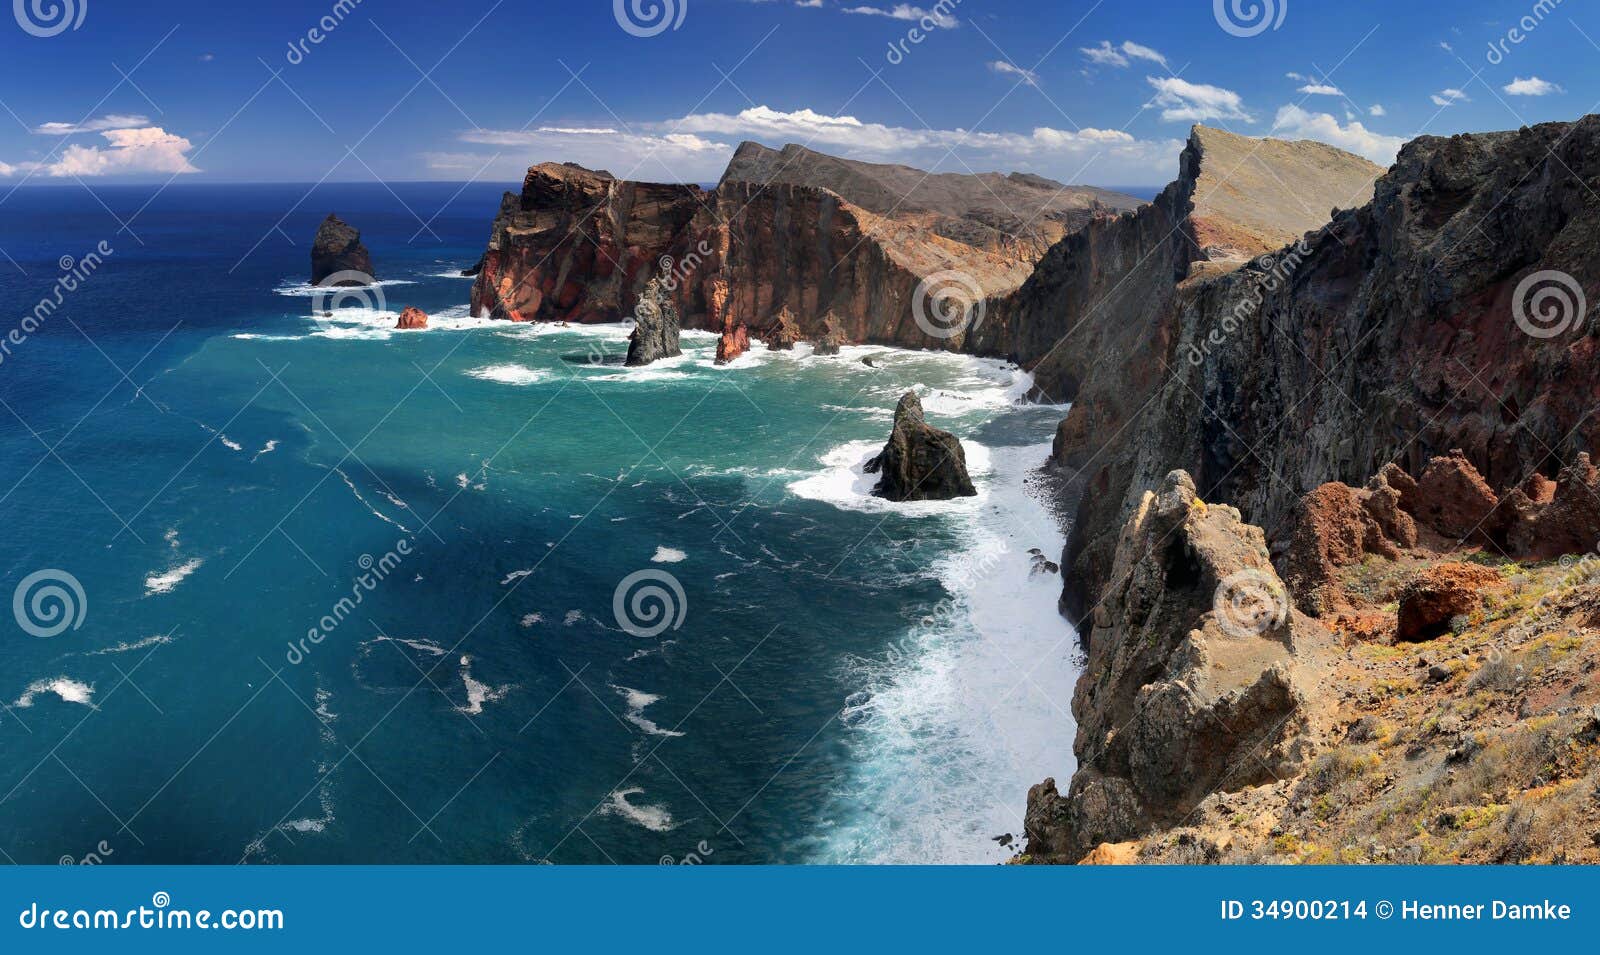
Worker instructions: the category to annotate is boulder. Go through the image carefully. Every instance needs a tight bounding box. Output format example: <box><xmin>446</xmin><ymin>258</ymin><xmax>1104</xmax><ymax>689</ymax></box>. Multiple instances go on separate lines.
<box><xmin>311</xmin><ymin>214</ymin><xmax>374</xmax><ymax>285</ymax></box>
<box><xmin>1407</xmin><ymin>449</ymin><xmax>1501</xmax><ymax>544</ymax></box>
<box><xmin>1279</xmin><ymin>468</ymin><xmax>1416</xmax><ymax>616</ymax></box>
<box><xmin>1395</xmin><ymin>562</ymin><xmax>1501</xmax><ymax>641</ymax></box>
<box><xmin>625</xmin><ymin>276</ymin><xmax>683</xmax><ymax>367</ymax></box>
<box><xmin>863</xmin><ymin>392</ymin><xmax>977</xmax><ymax>501</ymax></box>
<box><xmin>395</xmin><ymin>306</ymin><xmax>428</xmax><ymax>329</ymax></box>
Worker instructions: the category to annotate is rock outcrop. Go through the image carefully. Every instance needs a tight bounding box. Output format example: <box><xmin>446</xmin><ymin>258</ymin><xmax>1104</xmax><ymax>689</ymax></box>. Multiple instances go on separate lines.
<box><xmin>311</xmin><ymin>214</ymin><xmax>374</xmax><ymax>285</ymax></box>
<box><xmin>863</xmin><ymin>392</ymin><xmax>977</xmax><ymax>501</ymax></box>
<box><xmin>1024</xmin><ymin>471</ymin><xmax>1326</xmax><ymax>862</ymax></box>
<box><xmin>625</xmin><ymin>276</ymin><xmax>682</xmax><ymax>367</ymax></box>
<box><xmin>395</xmin><ymin>306</ymin><xmax>428</xmax><ymax>329</ymax></box>
<box><xmin>812</xmin><ymin>310</ymin><xmax>847</xmax><ymax>356</ymax></box>
<box><xmin>1395</xmin><ymin>562</ymin><xmax>1501</xmax><ymax>641</ymax></box>
<box><xmin>765</xmin><ymin>306</ymin><xmax>802</xmax><ymax>350</ymax></box>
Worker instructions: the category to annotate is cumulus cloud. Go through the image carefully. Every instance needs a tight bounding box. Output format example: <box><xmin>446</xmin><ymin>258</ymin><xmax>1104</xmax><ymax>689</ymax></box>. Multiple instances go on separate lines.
<box><xmin>795</xmin><ymin>0</ymin><xmax>824</xmax><ymax>6</ymax></box>
<box><xmin>1297</xmin><ymin>83</ymin><xmax>1343</xmax><ymax>96</ymax></box>
<box><xmin>1081</xmin><ymin>40</ymin><xmax>1167</xmax><ymax>69</ymax></box>
<box><xmin>1270</xmin><ymin>104</ymin><xmax>1405</xmax><ymax>165</ymax></box>
<box><xmin>1</xmin><ymin>126</ymin><xmax>201</xmax><ymax>177</ymax></box>
<box><xmin>30</xmin><ymin>114</ymin><xmax>150</xmax><ymax>135</ymax></box>
<box><xmin>1369</xmin><ymin>104</ymin><xmax>1386</xmax><ymax>116</ymax></box>
<box><xmin>842</xmin><ymin>4</ymin><xmax>958</xmax><ymax>28</ymax></box>
<box><xmin>457</xmin><ymin>104</ymin><xmax>1182</xmax><ymax>185</ymax></box>
<box><xmin>989</xmin><ymin>60</ymin><xmax>1039</xmax><ymax>87</ymax></box>
<box><xmin>1145</xmin><ymin>77</ymin><xmax>1252</xmax><ymax>123</ymax></box>
<box><xmin>1503</xmin><ymin>76</ymin><xmax>1563</xmax><ymax>96</ymax></box>
<box><xmin>1430</xmin><ymin>88</ymin><xmax>1470</xmax><ymax>107</ymax></box>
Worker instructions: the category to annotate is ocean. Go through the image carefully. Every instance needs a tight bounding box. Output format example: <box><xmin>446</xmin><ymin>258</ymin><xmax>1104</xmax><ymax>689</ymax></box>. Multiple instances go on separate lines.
<box><xmin>0</xmin><ymin>182</ymin><xmax>1079</xmax><ymax>864</ymax></box>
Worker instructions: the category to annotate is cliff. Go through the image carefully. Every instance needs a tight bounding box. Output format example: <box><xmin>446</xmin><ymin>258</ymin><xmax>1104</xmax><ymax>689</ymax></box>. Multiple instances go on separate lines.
<box><xmin>1057</xmin><ymin>118</ymin><xmax>1600</xmax><ymax>622</ymax></box>
<box><xmin>468</xmin><ymin>143</ymin><xmax>1145</xmax><ymax>353</ymax></box>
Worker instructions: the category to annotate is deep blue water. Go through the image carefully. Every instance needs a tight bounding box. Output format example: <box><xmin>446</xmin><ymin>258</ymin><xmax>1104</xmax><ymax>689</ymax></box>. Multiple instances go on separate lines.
<box><xmin>0</xmin><ymin>183</ymin><xmax>1078</xmax><ymax>864</ymax></box>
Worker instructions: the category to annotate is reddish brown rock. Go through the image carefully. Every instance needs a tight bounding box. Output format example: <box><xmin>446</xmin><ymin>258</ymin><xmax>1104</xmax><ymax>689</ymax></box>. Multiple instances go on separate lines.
<box><xmin>765</xmin><ymin>306</ymin><xmax>802</xmax><ymax>350</ymax></box>
<box><xmin>1279</xmin><ymin>469</ymin><xmax>1417</xmax><ymax>617</ymax></box>
<box><xmin>1503</xmin><ymin>454</ymin><xmax>1600</xmax><ymax>559</ymax></box>
<box><xmin>1409</xmin><ymin>450</ymin><xmax>1501</xmax><ymax>544</ymax></box>
<box><xmin>716</xmin><ymin>324</ymin><xmax>750</xmax><ymax>365</ymax></box>
<box><xmin>1395</xmin><ymin>562</ymin><xmax>1501</xmax><ymax>641</ymax></box>
<box><xmin>395</xmin><ymin>306</ymin><xmax>428</xmax><ymax>330</ymax></box>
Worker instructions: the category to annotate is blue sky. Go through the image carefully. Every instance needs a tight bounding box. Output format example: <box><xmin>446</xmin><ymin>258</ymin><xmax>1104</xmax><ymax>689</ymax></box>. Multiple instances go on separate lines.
<box><xmin>1</xmin><ymin>0</ymin><xmax>1596</xmax><ymax>187</ymax></box>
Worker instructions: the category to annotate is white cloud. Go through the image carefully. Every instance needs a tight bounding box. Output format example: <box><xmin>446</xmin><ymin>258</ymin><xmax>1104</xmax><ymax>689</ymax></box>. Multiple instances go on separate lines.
<box><xmin>1080</xmin><ymin>40</ymin><xmax>1127</xmax><ymax>68</ymax></box>
<box><xmin>1439</xmin><ymin>41</ymin><xmax>1454</xmax><ymax>52</ymax></box>
<box><xmin>1503</xmin><ymin>76</ymin><xmax>1563</xmax><ymax>96</ymax></box>
<box><xmin>1120</xmin><ymin>41</ymin><xmax>1167</xmax><ymax>68</ymax></box>
<box><xmin>1369</xmin><ymin>104</ymin><xmax>1386</xmax><ymax>116</ymax></box>
<box><xmin>989</xmin><ymin>60</ymin><xmax>1039</xmax><ymax>87</ymax></box>
<box><xmin>1297</xmin><ymin>83</ymin><xmax>1343</xmax><ymax>96</ymax></box>
<box><xmin>796</xmin><ymin>0</ymin><xmax>824</xmax><ymax>5</ymax></box>
<box><xmin>1430</xmin><ymin>88</ymin><xmax>1470</xmax><ymax>107</ymax></box>
<box><xmin>1285</xmin><ymin>71</ymin><xmax>1307</xmax><ymax>81</ymax></box>
<box><xmin>842</xmin><ymin>4</ymin><xmax>957</xmax><ymax>28</ymax></box>
<box><xmin>2</xmin><ymin>126</ymin><xmax>200</xmax><ymax>177</ymax></box>
<box><xmin>1145</xmin><ymin>76</ymin><xmax>1253</xmax><ymax>123</ymax></box>
<box><xmin>30</xmin><ymin>114</ymin><xmax>151</xmax><ymax>135</ymax></box>
<box><xmin>457</xmin><ymin>104</ymin><xmax>1182</xmax><ymax>185</ymax></box>
<box><xmin>1270</xmin><ymin>104</ymin><xmax>1405</xmax><ymax>165</ymax></box>
<box><xmin>1081</xmin><ymin>39</ymin><xmax>1166</xmax><ymax>69</ymax></box>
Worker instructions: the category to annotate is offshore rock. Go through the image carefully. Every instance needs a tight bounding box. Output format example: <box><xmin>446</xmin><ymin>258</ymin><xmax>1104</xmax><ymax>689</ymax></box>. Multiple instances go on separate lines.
<box><xmin>311</xmin><ymin>214</ymin><xmax>374</xmax><ymax>285</ymax></box>
<box><xmin>394</xmin><ymin>306</ymin><xmax>428</xmax><ymax>330</ymax></box>
<box><xmin>625</xmin><ymin>276</ymin><xmax>682</xmax><ymax>367</ymax></box>
<box><xmin>863</xmin><ymin>392</ymin><xmax>977</xmax><ymax>501</ymax></box>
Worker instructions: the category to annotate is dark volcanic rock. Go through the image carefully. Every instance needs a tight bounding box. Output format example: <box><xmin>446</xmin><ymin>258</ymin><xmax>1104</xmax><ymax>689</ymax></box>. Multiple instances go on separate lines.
<box><xmin>765</xmin><ymin>305</ymin><xmax>801</xmax><ymax>350</ymax></box>
<box><xmin>625</xmin><ymin>276</ymin><xmax>682</xmax><ymax>367</ymax></box>
<box><xmin>311</xmin><ymin>214</ymin><xmax>374</xmax><ymax>285</ymax></box>
<box><xmin>863</xmin><ymin>392</ymin><xmax>976</xmax><ymax>501</ymax></box>
<box><xmin>812</xmin><ymin>310</ymin><xmax>847</xmax><ymax>356</ymax></box>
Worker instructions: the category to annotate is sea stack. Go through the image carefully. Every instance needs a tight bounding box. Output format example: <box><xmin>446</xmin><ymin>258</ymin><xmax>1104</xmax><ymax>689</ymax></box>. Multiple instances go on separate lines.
<box><xmin>625</xmin><ymin>276</ymin><xmax>682</xmax><ymax>367</ymax></box>
<box><xmin>864</xmin><ymin>391</ymin><xmax>977</xmax><ymax>501</ymax></box>
<box><xmin>766</xmin><ymin>306</ymin><xmax>801</xmax><ymax>350</ymax></box>
<box><xmin>813</xmin><ymin>310</ymin><xmax>847</xmax><ymax>356</ymax></box>
<box><xmin>311</xmin><ymin>214</ymin><xmax>374</xmax><ymax>285</ymax></box>
<box><xmin>395</xmin><ymin>306</ymin><xmax>428</xmax><ymax>330</ymax></box>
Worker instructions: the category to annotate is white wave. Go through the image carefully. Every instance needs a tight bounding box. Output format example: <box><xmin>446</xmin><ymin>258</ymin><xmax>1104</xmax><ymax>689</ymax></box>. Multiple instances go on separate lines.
<box><xmin>501</xmin><ymin>569</ymin><xmax>534</xmax><ymax>585</ymax></box>
<box><xmin>599</xmin><ymin>787</ymin><xmax>676</xmax><ymax>832</ymax></box>
<box><xmin>14</xmin><ymin>677</ymin><xmax>95</xmax><ymax>709</ymax></box>
<box><xmin>611</xmin><ymin>685</ymin><xmax>685</xmax><ymax>738</ymax></box>
<box><xmin>273</xmin><ymin>278</ymin><xmax>417</xmax><ymax>296</ymax></box>
<box><xmin>424</xmin><ymin>270</ymin><xmax>477</xmax><ymax>279</ymax></box>
<box><xmin>814</xmin><ymin>441</ymin><xmax>1080</xmax><ymax>864</ymax></box>
<box><xmin>231</xmin><ymin>333</ymin><xmax>305</xmax><ymax>341</ymax></box>
<box><xmin>519</xmin><ymin>613</ymin><xmax>542</xmax><ymax>628</ymax></box>
<box><xmin>786</xmin><ymin>440</ymin><xmax>992</xmax><ymax>515</ymax></box>
<box><xmin>252</xmin><ymin>439</ymin><xmax>279</xmax><ymax>461</ymax></box>
<box><xmin>145</xmin><ymin>558</ymin><xmax>203</xmax><ymax>595</ymax></box>
<box><xmin>651</xmin><ymin>546</ymin><xmax>687</xmax><ymax>564</ymax></box>
<box><xmin>466</xmin><ymin>364</ymin><xmax>552</xmax><ymax>386</ymax></box>
<box><xmin>457</xmin><ymin>655</ymin><xmax>512</xmax><ymax>715</ymax></box>
<box><xmin>84</xmin><ymin>633</ymin><xmax>173</xmax><ymax>656</ymax></box>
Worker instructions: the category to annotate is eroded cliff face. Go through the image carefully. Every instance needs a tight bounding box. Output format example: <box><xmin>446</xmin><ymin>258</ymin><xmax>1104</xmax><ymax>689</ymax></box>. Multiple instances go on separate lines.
<box><xmin>1059</xmin><ymin>118</ymin><xmax>1600</xmax><ymax>621</ymax></box>
<box><xmin>469</xmin><ymin>144</ymin><xmax>1144</xmax><ymax>353</ymax></box>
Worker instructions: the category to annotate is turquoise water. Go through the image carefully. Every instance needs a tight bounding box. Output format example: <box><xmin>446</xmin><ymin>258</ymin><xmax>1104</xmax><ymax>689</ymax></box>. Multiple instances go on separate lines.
<box><xmin>0</xmin><ymin>185</ymin><xmax>1078</xmax><ymax>864</ymax></box>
